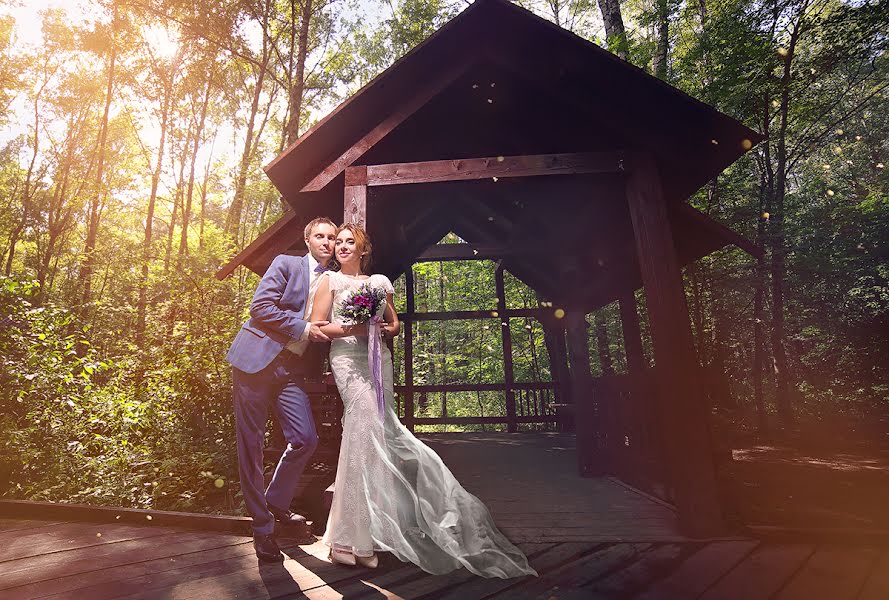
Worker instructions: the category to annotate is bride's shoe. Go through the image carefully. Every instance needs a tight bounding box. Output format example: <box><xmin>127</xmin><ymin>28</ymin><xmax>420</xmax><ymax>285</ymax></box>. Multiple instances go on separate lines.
<box><xmin>356</xmin><ymin>553</ymin><xmax>379</xmax><ymax>569</ymax></box>
<box><xmin>329</xmin><ymin>549</ymin><xmax>357</xmax><ymax>566</ymax></box>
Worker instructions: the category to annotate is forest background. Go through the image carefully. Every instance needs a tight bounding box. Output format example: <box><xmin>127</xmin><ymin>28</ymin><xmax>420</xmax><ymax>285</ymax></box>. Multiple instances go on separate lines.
<box><xmin>0</xmin><ymin>0</ymin><xmax>886</xmax><ymax>517</ymax></box>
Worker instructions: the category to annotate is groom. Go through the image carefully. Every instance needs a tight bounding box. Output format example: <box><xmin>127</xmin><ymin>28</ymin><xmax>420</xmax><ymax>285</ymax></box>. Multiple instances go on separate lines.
<box><xmin>226</xmin><ymin>217</ymin><xmax>337</xmax><ymax>562</ymax></box>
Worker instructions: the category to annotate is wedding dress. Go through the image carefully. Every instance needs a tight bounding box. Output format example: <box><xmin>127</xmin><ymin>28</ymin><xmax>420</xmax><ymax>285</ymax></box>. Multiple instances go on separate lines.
<box><xmin>320</xmin><ymin>271</ymin><xmax>537</xmax><ymax>578</ymax></box>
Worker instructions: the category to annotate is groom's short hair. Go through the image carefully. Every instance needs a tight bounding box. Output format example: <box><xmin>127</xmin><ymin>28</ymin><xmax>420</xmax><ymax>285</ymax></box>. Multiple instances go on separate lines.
<box><xmin>304</xmin><ymin>217</ymin><xmax>336</xmax><ymax>240</ymax></box>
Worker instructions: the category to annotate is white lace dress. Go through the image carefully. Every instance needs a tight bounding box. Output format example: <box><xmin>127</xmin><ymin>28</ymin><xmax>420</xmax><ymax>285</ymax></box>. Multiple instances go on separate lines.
<box><xmin>320</xmin><ymin>271</ymin><xmax>537</xmax><ymax>579</ymax></box>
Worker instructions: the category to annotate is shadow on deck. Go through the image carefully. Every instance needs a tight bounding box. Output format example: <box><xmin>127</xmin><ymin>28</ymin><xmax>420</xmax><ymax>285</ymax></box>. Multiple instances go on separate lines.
<box><xmin>1</xmin><ymin>433</ymin><xmax>887</xmax><ymax>598</ymax></box>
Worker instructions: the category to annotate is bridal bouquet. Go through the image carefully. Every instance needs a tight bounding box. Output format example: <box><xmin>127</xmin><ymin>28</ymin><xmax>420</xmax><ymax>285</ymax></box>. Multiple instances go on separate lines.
<box><xmin>341</xmin><ymin>282</ymin><xmax>389</xmax><ymax>421</ymax></box>
<box><xmin>339</xmin><ymin>283</ymin><xmax>387</xmax><ymax>324</ymax></box>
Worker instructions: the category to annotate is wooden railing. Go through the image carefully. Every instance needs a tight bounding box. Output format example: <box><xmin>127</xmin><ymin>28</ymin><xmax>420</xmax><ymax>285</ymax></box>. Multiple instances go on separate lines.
<box><xmin>393</xmin><ymin>381</ymin><xmax>560</xmax><ymax>429</ymax></box>
<box><xmin>593</xmin><ymin>368</ymin><xmax>674</xmax><ymax>504</ymax></box>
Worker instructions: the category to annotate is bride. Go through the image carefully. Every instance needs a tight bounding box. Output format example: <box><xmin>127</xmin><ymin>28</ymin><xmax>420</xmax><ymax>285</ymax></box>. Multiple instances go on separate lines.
<box><xmin>308</xmin><ymin>223</ymin><xmax>537</xmax><ymax>579</ymax></box>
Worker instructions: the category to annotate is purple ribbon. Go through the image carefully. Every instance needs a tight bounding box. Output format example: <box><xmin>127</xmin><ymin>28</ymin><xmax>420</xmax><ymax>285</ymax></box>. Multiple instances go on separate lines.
<box><xmin>367</xmin><ymin>315</ymin><xmax>385</xmax><ymax>421</ymax></box>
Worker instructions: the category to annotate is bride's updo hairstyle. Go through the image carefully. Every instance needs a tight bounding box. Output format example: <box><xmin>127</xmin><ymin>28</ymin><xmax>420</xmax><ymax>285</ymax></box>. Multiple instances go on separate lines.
<box><xmin>337</xmin><ymin>223</ymin><xmax>373</xmax><ymax>273</ymax></box>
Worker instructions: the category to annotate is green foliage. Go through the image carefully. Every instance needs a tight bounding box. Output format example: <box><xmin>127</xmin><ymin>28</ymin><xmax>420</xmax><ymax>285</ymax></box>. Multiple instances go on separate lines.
<box><xmin>0</xmin><ymin>273</ymin><xmax>241</xmax><ymax>513</ymax></box>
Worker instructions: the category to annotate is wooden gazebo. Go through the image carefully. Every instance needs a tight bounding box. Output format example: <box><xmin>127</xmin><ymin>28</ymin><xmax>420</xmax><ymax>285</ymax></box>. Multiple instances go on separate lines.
<box><xmin>217</xmin><ymin>0</ymin><xmax>762</xmax><ymax>537</ymax></box>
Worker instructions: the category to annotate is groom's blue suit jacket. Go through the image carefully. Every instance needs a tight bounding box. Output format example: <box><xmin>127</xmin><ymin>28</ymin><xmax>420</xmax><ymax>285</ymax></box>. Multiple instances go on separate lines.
<box><xmin>226</xmin><ymin>253</ymin><xmax>323</xmax><ymax>375</ymax></box>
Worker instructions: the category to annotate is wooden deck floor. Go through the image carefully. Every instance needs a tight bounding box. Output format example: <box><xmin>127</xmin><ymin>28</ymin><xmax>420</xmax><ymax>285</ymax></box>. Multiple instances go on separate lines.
<box><xmin>418</xmin><ymin>432</ymin><xmax>681</xmax><ymax>542</ymax></box>
<box><xmin>1</xmin><ymin>433</ymin><xmax>887</xmax><ymax>598</ymax></box>
<box><xmin>1</xmin><ymin>519</ymin><xmax>887</xmax><ymax>599</ymax></box>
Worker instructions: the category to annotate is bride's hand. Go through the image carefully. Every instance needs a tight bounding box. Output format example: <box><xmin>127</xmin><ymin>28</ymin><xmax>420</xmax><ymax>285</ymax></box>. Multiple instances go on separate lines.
<box><xmin>308</xmin><ymin>320</ymin><xmax>331</xmax><ymax>342</ymax></box>
<box><xmin>380</xmin><ymin>322</ymin><xmax>399</xmax><ymax>340</ymax></box>
<box><xmin>343</xmin><ymin>323</ymin><xmax>368</xmax><ymax>337</ymax></box>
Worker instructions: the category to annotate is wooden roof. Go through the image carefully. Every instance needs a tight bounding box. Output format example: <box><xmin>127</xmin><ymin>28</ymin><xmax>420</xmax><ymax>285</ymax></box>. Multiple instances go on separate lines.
<box><xmin>216</xmin><ymin>0</ymin><xmax>763</xmax><ymax>311</ymax></box>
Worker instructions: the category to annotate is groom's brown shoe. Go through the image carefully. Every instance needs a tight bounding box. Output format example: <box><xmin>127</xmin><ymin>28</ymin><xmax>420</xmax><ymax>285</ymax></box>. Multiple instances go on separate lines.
<box><xmin>253</xmin><ymin>533</ymin><xmax>285</xmax><ymax>562</ymax></box>
<box><xmin>267</xmin><ymin>502</ymin><xmax>308</xmax><ymax>525</ymax></box>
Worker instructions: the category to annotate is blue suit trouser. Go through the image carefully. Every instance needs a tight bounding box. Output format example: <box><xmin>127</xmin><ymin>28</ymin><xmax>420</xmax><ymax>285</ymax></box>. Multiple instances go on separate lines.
<box><xmin>232</xmin><ymin>351</ymin><xmax>319</xmax><ymax>535</ymax></box>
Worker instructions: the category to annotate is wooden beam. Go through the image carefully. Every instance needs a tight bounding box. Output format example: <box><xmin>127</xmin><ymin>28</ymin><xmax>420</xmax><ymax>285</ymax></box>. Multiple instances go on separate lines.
<box><xmin>673</xmin><ymin>202</ymin><xmax>763</xmax><ymax>258</ymax></box>
<box><xmin>343</xmin><ymin>186</ymin><xmax>367</xmax><ymax>226</ymax></box>
<box><xmin>565</xmin><ymin>311</ymin><xmax>604</xmax><ymax>477</ymax></box>
<box><xmin>403</xmin><ymin>264</ymin><xmax>415</xmax><ymax>431</ymax></box>
<box><xmin>415</xmin><ymin>243</ymin><xmax>524</xmax><ymax>262</ymax></box>
<box><xmin>542</xmin><ymin>317</ymin><xmax>571</xmax><ymax>410</ymax></box>
<box><xmin>394</xmin><ymin>382</ymin><xmax>553</xmax><ymax>393</ymax></box>
<box><xmin>215</xmin><ymin>209</ymin><xmax>299</xmax><ymax>280</ymax></box>
<box><xmin>397</xmin><ymin>308</ymin><xmax>560</xmax><ymax>321</ymax></box>
<box><xmin>298</xmin><ymin>61</ymin><xmax>472</xmax><ymax>193</ymax></box>
<box><xmin>497</xmin><ymin>265</ymin><xmax>517</xmax><ymax>432</ymax></box>
<box><xmin>410</xmin><ymin>416</ymin><xmax>559</xmax><ymax>425</ymax></box>
<box><xmin>362</xmin><ymin>152</ymin><xmax>626</xmax><ymax>187</ymax></box>
<box><xmin>626</xmin><ymin>151</ymin><xmax>724</xmax><ymax>536</ymax></box>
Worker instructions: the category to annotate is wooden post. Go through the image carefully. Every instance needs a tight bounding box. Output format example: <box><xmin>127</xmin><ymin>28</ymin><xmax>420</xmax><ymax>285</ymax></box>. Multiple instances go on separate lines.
<box><xmin>625</xmin><ymin>152</ymin><xmax>724</xmax><ymax>536</ymax></box>
<box><xmin>344</xmin><ymin>166</ymin><xmax>367</xmax><ymax>227</ymax></box>
<box><xmin>565</xmin><ymin>311</ymin><xmax>603</xmax><ymax>476</ymax></box>
<box><xmin>542</xmin><ymin>318</ymin><xmax>570</xmax><ymax>404</ymax></box>
<box><xmin>403</xmin><ymin>264</ymin><xmax>415</xmax><ymax>432</ymax></box>
<box><xmin>496</xmin><ymin>265</ymin><xmax>517</xmax><ymax>433</ymax></box>
<box><xmin>619</xmin><ymin>292</ymin><xmax>646</xmax><ymax>373</ymax></box>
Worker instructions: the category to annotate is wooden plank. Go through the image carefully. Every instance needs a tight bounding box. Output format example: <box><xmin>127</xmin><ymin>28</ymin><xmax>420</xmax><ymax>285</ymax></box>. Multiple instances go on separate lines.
<box><xmin>490</xmin><ymin>544</ymin><xmax>652</xmax><ymax>598</ymax></box>
<box><xmin>433</xmin><ymin>542</ymin><xmax>602</xmax><ymax>600</ymax></box>
<box><xmin>586</xmin><ymin>543</ymin><xmax>687</xmax><ymax>597</ymax></box>
<box><xmin>675</xmin><ymin>202</ymin><xmax>763</xmax><ymax>258</ymax></box>
<box><xmin>416</xmin><ymin>243</ymin><xmax>512</xmax><ymax>262</ymax></box>
<box><xmin>344</xmin><ymin>183</ymin><xmax>367</xmax><ymax>228</ymax></box>
<box><xmin>635</xmin><ymin>540</ymin><xmax>759</xmax><ymax>599</ymax></box>
<box><xmin>363</xmin><ymin>152</ymin><xmax>626</xmax><ymax>186</ymax></box>
<box><xmin>0</xmin><ymin>521</ymin><xmax>183</xmax><ymax>563</ymax></box>
<box><xmin>395</xmin><ymin>382</ymin><xmax>554</xmax><ymax>393</ymax></box>
<box><xmin>303</xmin><ymin>562</ymin><xmax>426</xmax><ymax>599</ymax></box>
<box><xmin>699</xmin><ymin>544</ymin><xmax>815</xmax><ymax>600</ymax></box>
<box><xmin>398</xmin><ymin>308</ymin><xmax>559</xmax><ymax>321</ymax></box>
<box><xmin>625</xmin><ymin>151</ymin><xmax>723</xmax><ymax>537</ymax></box>
<box><xmin>215</xmin><ymin>209</ymin><xmax>300</xmax><ymax>280</ymax></box>
<box><xmin>64</xmin><ymin>541</ymin><xmax>380</xmax><ymax>600</ymax></box>
<box><xmin>344</xmin><ymin>164</ymin><xmax>368</xmax><ymax>187</ymax></box>
<box><xmin>0</xmin><ymin>518</ymin><xmax>69</xmax><ymax>533</ymax></box>
<box><xmin>0</xmin><ymin>530</ymin><xmax>251</xmax><ymax>596</ymax></box>
<box><xmin>296</xmin><ymin>60</ymin><xmax>472</xmax><ymax>193</ymax></box>
<box><xmin>0</xmin><ymin>499</ymin><xmax>254</xmax><ymax>535</ymax></box>
<box><xmin>858</xmin><ymin>547</ymin><xmax>889</xmax><ymax>600</ymax></box>
<box><xmin>775</xmin><ymin>545</ymin><xmax>881</xmax><ymax>600</ymax></box>
<box><xmin>376</xmin><ymin>544</ymin><xmax>557</xmax><ymax>599</ymax></box>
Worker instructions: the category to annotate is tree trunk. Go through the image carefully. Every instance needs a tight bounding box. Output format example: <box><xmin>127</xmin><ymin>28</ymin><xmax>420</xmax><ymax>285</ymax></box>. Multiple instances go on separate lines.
<box><xmin>596</xmin><ymin>0</ymin><xmax>629</xmax><ymax>60</ymax></box>
<box><xmin>198</xmin><ymin>134</ymin><xmax>215</xmax><ymax>251</ymax></box>
<box><xmin>165</xmin><ymin>132</ymin><xmax>188</xmax><ymax>273</ymax></box>
<box><xmin>284</xmin><ymin>0</ymin><xmax>313</xmax><ymax>146</ymax></box>
<box><xmin>178</xmin><ymin>70</ymin><xmax>213</xmax><ymax>262</ymax></box>
<box><xmin>5</xmin><ymin>71</ymin><xmax>48</xmax><ymax>276</ymax></box>
<box><xmin>225</xmin><ymin>32</ymin><xmax>271</xmax><ymax>238</ymax></box>
<box><xmin>753</xmin><ymin>94</ymin><xmax>773</xmax><ymax>433</ymax></box>
<box><xmin>80</xmin><ymin>8</ymin><xmax>118</xmax><ymax>312</ymax></box>
<box><xmin>138</xmin><ymin>59</ymin><xmax>175</xmax><ymax>341</ymax></box>
<box><xmin>770</xmin><ymin>6</ymin><xmax>807</xmax><ymax>428</ymax></box>
<box><xmin>652</xmin><ymin>0</ymin><xmax>669</xmax><ymax>79</ymax></box>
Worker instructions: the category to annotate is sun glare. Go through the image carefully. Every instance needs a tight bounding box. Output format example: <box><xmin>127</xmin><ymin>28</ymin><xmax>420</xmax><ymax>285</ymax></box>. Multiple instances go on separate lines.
<box><xmin>142</xmin><ymin>24</ymin><xmax>180</xmax><ymax>61</ymax></box>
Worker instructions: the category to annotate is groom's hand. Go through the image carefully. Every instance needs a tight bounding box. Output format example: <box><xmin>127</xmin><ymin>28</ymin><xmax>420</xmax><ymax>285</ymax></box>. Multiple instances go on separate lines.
<box><xmin>308</xmin><ymin>320</ymin><xmax>331</xmax><ymax>342</ymax></box>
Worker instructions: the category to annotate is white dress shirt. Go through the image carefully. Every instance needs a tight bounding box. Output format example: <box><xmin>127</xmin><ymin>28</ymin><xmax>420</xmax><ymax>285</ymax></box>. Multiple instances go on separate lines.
<box><xmin>286</xmin><ymin>253</ymin><xmax>325</xmax><ymax>355</ymax></box>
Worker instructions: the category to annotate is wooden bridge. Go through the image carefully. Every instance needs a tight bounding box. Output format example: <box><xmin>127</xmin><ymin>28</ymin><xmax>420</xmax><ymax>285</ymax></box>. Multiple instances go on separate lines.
<box><xmin>2</xmin><ymin>433</ymin><xmax>887</xmax><ymax>599</ymax></box>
